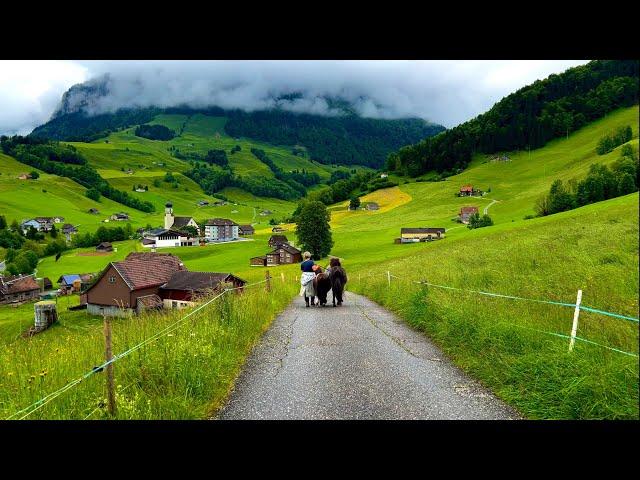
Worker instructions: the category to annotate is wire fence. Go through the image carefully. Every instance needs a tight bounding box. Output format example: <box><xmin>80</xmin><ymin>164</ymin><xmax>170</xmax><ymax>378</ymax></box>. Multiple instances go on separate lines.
<box><xmin>367</xmin><ymin>271</ymin><xmax>639</xmax><ymax>358</ymax></box>
<box><xmin>5</xmin><ymin>277</ymin><xmax>271</xmax><ymax>421</ymax></box>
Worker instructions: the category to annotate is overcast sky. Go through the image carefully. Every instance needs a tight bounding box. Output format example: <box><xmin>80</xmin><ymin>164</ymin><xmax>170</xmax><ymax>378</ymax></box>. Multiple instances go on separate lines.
<box><xmin>0</xmin><ymin>60</ymin><xmax>589</xmax><ymax>135</ymax></box>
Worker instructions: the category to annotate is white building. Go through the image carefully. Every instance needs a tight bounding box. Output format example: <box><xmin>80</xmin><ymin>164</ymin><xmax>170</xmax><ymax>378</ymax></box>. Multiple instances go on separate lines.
<box><xmin>142</xmin><ymin>228</ymin><xmax>197</xmax><ymax>248</ymax></box>
<box><xmin>204</xmin><ymin>218</ymin><xmax>239</xmax><ymax>242</ymax></box>
<box><xmin>164</xmin><ymin>202</ymin><xmax>199</xmax><ymax>231</ymax></box>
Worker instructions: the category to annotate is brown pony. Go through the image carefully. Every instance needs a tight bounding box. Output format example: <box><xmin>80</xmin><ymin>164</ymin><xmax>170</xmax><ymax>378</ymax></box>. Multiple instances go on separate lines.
<box><xmin>312</xmin><ymin>266</ymin><xmax>332</xmax><ymax>307</ymax></box>
<box><xmin>328</xmin><ymin>258</ymin><xmax>347</xmax><ymax>306</ymax></box>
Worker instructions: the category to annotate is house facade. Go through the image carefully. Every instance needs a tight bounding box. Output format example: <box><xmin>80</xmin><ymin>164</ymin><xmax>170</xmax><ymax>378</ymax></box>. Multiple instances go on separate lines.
<box><xmin>458</xmin><ymin>206</ymin><xmax>479</xmax><ymax>224</ymax></box>
<box><xmin>239</xmin><ymin>225</ymin><xmax>254</xmax><ymax>235</ymax></box>
<box><xmin>250</xmin><ymin>256</ymin><xmax>267</xmax><ymax>267</ymax></box>
<box><xmin>0</xmin><ymin>275</ymin><xmax>40</xmax><ymax>304</ymax></box>
<box><xmin>459</xmin><ymin>185</ymin><xmax>474</xmax><ymax>196</ymax></box>
<box><xmin>204</xmin><ymin>218</ymin><xmax>239</xmax><ymax>241</ymax></box>
<box><xmin>160</xmin><ymin>271</ymin><xmax>246</xmax><ymax>309</ymax></box>
<box><xmin>268</xmin><ymin>235</ymin><xmax>288</xmax><ymax>248</ymax></box>
<box><xmin>110</xmin><ymin>213</ymin><xmax>129</xmax><ymax>221</ymax></box>
<box><xmin>142</xmin><ymin>228</ymin><xmax>197</xmax><ymax>248</ymax></box>
<box><xmin>400</xmin><ymin>227</ymin><xmax>446</xmax><ymax>243</ymax></box>
<box><xmin>85</xmin><ymin>252</ymin><xmax>187</xmax><ymax>317</ymax></box>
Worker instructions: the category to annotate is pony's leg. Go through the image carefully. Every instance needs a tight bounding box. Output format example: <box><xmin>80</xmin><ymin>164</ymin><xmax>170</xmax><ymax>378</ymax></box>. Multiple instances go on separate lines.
<box><xmin>332</xmin><ymin>290</ymin><xmax>336</xmax><ymax>307</ymax></box>
<box><xmin>310</xmin><ymin>295</ymin><xmax>315</xmax><ymax>306</ymax></box>
<box><xmin>304</xmin><ymin>295</ymin><xmax>310</xmax><ymax>307</ymax></box>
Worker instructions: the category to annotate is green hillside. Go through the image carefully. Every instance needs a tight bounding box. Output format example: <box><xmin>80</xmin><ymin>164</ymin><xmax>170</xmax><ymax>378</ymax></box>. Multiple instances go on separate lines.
<box><xmin>1</xmin><ymin>102</ymin><xmax>637</xmax><ymax>419</ymax></box>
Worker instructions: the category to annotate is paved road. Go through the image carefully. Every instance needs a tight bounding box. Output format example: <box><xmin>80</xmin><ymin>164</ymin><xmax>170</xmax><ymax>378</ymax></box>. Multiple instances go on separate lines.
<box><xmin>216</xmin><ymin>292</ymin><xmax>519</xmax><ymax>420</ymax></box>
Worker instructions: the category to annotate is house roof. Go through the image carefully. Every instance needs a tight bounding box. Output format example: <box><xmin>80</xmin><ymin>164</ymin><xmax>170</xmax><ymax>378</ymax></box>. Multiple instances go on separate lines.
<box><xmin>96</xmin><ymin>242</ymin><xmax>112</xmax><ymax>249</ymax></box>
<box><xmin>460</xmin><ymin>185</ymin><xmax>473</xmax><ymax>191</ymax></box>
<box><xmin>58</xmin><ymin>274</ymin><xmax>81</xmax><ymax>285</ymax></box>
<box><xmin>145</xmin><ymin>228</ymin><xmax>188</xmax><ymax>238</ymax></box>
<box><xmin>0</xmin><ymin>275</ymin><xmax>40</xmax><ymax>294</ymax></box>
<box><xmin>35</xmin><ymin>217</ymin><xmax>54</xmax><ymax>223</ymax></box>
<box><xmin>205</xmin><ymin>218</ymin><xmax>238</xmax><ymax>226</ymax></box>
<box><xmin>269</xmin><ymin>234</ymin><xmax>288</xmax><ymax>243</ymax></box>
<box><xmin>110</xmin><ymin>252</ymin><xmax>187</xmax><ymax>290</ymax></box>
<box><xmin>277</xmin><ymin>243</ymin><xmax>301</xmax><ymax>254</ymax></box>
<box><xmin>239</xmin><ymin>224</ymin><xmax>254</xmax><ymax>231</ymax></box>
<box><xmin>62</xmin><ymin>223</ymin><xmax>77</xmax><ymax>232</ymax></box>
<box><xmin>460</xmin><ymin>206</ymin><xmax>479</xmax><ymax>214</ymax></box>
<box><xmin>161</xmin><ymin>271</ymin><xmax>246</xmax><ymax>292</ymax></box>
<box><xmin>142</xmin><ymin>238</ymin><xmax>156</xmax><ymax>245</ymax></box>
<box><xmin>401</xmin><ymin>227</ymin><xmax>446</xmax><ymax>234</ymax></box>
<box><xmin>171</xmin><ymin>216</ymin><xmax>195</xmax><ymax>228</ymax></box>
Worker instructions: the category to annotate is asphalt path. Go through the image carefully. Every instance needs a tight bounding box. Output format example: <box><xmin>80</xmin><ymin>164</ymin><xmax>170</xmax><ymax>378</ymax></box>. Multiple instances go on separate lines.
<box><xmin>217</xmin><ymin>292</ymin><xmax>519</xmax><ymax>420</ymax></box>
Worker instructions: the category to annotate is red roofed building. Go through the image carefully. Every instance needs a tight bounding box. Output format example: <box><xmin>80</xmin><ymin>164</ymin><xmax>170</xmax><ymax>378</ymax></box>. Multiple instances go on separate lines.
<box><xmin>460</xmin><ymin>185</ymin><xmax>474</xmax><ymax>196</ymax></box>
<box><xmin>85</xmin><ymin>252</ymin><xmax>187</xmax><ymax>317</ymax></box>
<box><xmin>458</xmin><ymin>206</ymin><xmax>479</xmax><ymax>224</ymax></box>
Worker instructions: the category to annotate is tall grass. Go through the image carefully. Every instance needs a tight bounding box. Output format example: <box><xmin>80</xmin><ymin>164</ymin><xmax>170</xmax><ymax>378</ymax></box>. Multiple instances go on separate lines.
<box><xmin>347</xmin><ymin>197</ymin><xmax>639</xmax><ymax>419</ymax></box>
<box><xmin>0</xmin><ymin>281</ymin><xmax>297</xmax><ymax>420</ymax></box>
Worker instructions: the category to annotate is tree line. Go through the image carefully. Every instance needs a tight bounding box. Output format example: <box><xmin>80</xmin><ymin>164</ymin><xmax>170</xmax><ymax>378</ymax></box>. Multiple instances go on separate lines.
<box><xmin>386</xmin><ymin>60</ymin><xmax>639</xmax><ymax>177</ymax></box>
<box><xmin>596</xmin><ymin>125</ymin><xmax>633</xmax><ymax>155</ymax></box>
<box><xmin>134</xmin><ymin>124</ymin><xmax>176</xmax><ymax>141</ymax></box>
<box><xmin>535</xmin><ymin>144</ymin><xmax>639</xmax><ymax>217</ymax></box>
<box><xmin>0</xmin><ymin>136</ymin><xmax>155</xmax><ymax>213</ymax></box>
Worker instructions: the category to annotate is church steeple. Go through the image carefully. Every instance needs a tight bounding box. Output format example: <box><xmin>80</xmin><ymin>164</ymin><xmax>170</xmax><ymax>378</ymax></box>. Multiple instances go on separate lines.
<box><xmin>164</xmin><ymin>202</ymin><xmax>174</xmax><ymax>229</ymax></box>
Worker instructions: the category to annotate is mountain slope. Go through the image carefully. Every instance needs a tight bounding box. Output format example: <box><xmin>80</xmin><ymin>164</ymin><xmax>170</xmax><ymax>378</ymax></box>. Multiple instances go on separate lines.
<box><xmin>30</xmin><ymin>81</ymin><xmax>445</xmax><ymax>169</ymax></box>
<box><xmin>387</xmin><ymin>60</ymin><xmax>639</xmax><ymax>176</ymax></box>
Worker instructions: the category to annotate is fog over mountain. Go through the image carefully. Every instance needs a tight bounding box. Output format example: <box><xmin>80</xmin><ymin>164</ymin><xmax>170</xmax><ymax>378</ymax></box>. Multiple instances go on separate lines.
<box><xmin>0</xmin><ymin>60</ymin><xmax>589</xmax><ymax>135</ymax></box>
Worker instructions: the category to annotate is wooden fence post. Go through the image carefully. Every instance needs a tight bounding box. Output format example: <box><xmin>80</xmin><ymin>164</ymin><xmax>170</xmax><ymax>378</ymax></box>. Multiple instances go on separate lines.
<box><xmin>281</xmin><ymin>272</ymin><xmax>285</xmax><ymax>283</ymax></box>
<box><xmin>103</xmin><ymin>315</ymin><xmax>116</xmax><ymax>417</ymax></box>
<box><xmin>387</xmin><ymin>271</ymin><xmax>391</xmax><ymax>287</ymax></box>
<box><xmin>265</xmin><ymin>270</ymin><xmax>271</xmax><ymax>292</ymax></box>
<box><xmin>568</xmin><ymin>289</ymin><xmax>582</xmax><ymax>352</ymax></box>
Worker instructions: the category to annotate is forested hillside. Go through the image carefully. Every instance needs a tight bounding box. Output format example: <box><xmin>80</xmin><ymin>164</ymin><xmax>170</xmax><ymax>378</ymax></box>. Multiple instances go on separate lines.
<box><xmin>387</xmin><ymin>60</ymin><xmax>639</xmax><ymax>176</ymax></box>
<box><xmin>31</xmin><ymin>96</ymin><xmax>444</xmax><ymax>169</ymax></box>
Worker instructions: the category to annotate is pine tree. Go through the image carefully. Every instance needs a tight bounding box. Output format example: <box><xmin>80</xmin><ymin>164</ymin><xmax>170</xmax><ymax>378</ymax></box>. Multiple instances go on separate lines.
<box><xmin>295</xmin><ymin>201</ymin><xmax>334</xmax><ymax>260</ymax></box>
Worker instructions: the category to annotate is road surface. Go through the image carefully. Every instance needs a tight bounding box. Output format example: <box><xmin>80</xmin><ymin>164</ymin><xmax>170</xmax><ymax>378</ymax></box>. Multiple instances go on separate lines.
<box><xmin>216</xmin><ymin>292</ymin><xmax>519</xmax><ymax>420</ymax></box>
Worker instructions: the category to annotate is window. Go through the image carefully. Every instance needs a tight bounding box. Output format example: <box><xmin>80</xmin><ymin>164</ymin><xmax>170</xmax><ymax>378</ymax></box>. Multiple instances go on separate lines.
<box><xmin>172</xmin><ymin>301</ymin><xmax>178</xmax><ymax>309</ymax></box>
<box><xmin>108</xmin><ymin>276</ymin><xmax>116</xmax><ymax>284</ymax></box>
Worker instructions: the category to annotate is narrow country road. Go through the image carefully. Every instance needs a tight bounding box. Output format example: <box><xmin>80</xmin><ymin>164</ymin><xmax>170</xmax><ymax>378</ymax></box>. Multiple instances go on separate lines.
<box><xmin>216</xmin><ymin>292</ymin><xmax>519</xmax><ymax>420</ymax></box>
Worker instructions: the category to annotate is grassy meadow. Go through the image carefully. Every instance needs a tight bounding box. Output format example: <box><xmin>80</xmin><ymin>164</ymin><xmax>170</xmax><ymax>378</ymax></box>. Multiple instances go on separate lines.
<box><xmin>0</xmin><ymin>279</ymin><xmax>298</xmax><ymax>419</ymax></box>
<box><xmin>1</xmin><ymin>105</ymin><xmax>638</xmax><ymax>419</ymax></box>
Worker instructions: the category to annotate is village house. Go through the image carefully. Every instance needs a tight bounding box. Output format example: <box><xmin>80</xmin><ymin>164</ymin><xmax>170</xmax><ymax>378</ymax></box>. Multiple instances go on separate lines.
<box><xmin>57</xmin><ymin>274</ymin><xmax>95</xmax><ymax>294</ymax></box>
<box><xmin>269</xmin><ymin>243</ymin><xmax>302</xmax><ymax>265</ymax></box>
<box><xmin>41</xmin><ymin>277</ymin><xmax>53</xmax><ymax>291</ymax></box>
<box><xmin>268</xmin><ymin>234</ymin><xmax>289</xmax><ymax>249</ymax></box>
<box><xmin>250</xmin><ymin>256</ymin><xmax>267</xmax><ymax>267</ymax></box>
<box><xmin>459</xmin><ymin>185</ymin><xmax>474</xmax><ymax>196</ymax></box>
<box><xmin>380</xmin><ymin>173</ymin><xmax>388</xmax><ymax>179</ymax></box>
<box><xmin>163</xmin><ymin>202</ymin><xmax>199</xmax><ymax>232</ymax></box>
<box><xmin>88</xmin><ymin>208</ymin><xmax>100</xmax><ymax>214</ymax></box>
<box><xmin>0</xmin><ymin>274</ymin><xmax>41</xmax><ymax>304</ymax></box>
<box><xmin>18</xmin><ymin>173</ymin><xmax>33</xmax><ymax>180</ymax></box>
<box><xmin>20</xmin><ymin>219</ymin><xmax>43</xmax><ymax>234</ymax></box>
<box><xmin>259</xmin><ymin>210</ymin><xmax>272</xmax><ymax>216</ymax></box>
<box><xmin>213</xmin><ymin>200</ymin><xmax>227</xmax><ymax>206</ymax></box>
<box><xmin>110</xmin><ymin>212</ymin><xmax>129</xmax><ymax>221</ymax></box>
<box><xmin>160</xmin><ymin>271</ymin><xmax>246</xmax><ymax>309</ymax></box>
<box><xmin>62</xmin><ymin>224</ymin><xmax>77</xmax><ymax>235</ymax></box>
<box><xmin>204</xmin><ymin>218</ymin><xmax>239</xmax><ymax>242</ymax></box>
<box><xmin>197</xmin><ymin>200</ymin><xmax>209</xmax><ymax>206</ymax></box>
<box><xmin>365</xmin><ymin>202</ymin><xmax>380</xmax><ymax>211</ymax></box>
<box><xmin>85</xmin><ymin>252</ymin><xmax>188</xmax><ymax>317</ymax></box>
<box><xmin>399</xmin><ymin>227</ymin><xmax>446</xmax><ymax>243</ymax></box>
<box><xmin>142</xmin><ymin>228</ymin><xmax>197</xmax><ymax>248</ymax></box>
<box><xmin>96</xmin><ymin>242</ymin><xmax>113</xmax><ymax>253</ymax></box>
<box><xmin>458</xmin><ymin>206</ymin><xmax>479</xmax><ymax>224</ymax></box>
<box><xmin>239</xmin><ymin>225</ymin><xmax>255</xmax><ymax>236</ymax></box>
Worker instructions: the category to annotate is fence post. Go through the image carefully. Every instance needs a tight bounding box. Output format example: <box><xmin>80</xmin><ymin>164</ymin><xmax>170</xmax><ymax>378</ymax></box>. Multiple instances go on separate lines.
<box><xmin>265</xmin><ymin>270</ymin><xmax>271</xmax><ymax>292</ymax></box>
<box><xmin>103</xmin><ymin>315</ymin><xmax>116</xmax><ymax>417</ymax></box>
<box><xmin>281</xmin><ymin>272</ymin><xmax>285</xmax><ymax>283</ymax></box>
<box><xmin>387</xmin><ymin>271</ymin><xmax>391</xmax><ymax>287</ymax></box>
<box><xmin>568</xmin><ymin>289</ymin><xmax>583</xmax><ymax>352</ymax></box>
<box><xmin>358</xmin><ymin>273</ymin><xmax>361</xmax><ymax>284</ymax></box>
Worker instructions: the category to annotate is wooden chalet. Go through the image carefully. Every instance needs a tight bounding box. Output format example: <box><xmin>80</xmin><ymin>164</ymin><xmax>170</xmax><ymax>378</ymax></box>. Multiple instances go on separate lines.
<box><xmin>250</xmin><ymin>256</ymin><xmax>267</xmax><ymax>267</ymax></box>
<box><xmin>458</xmin><ymin>206</ymin><xmax>479</xmax><ymax>224</ymax></box>
<box><xmin>96</xmin><ymin>242</ymin><xmax>113</xmax><ymax>252</ymax></box>
<box><xmin>0</xmin><ymin>275</ymin><xmax>40</xmax><ymax>304</ymax></box>
<box><xmin>160</xmin><ymin>271</ymin><xmax>246</xmax><ymax>308</ymax></box>
<box><xmin>268</xmin><ymin>235</ymin><xmax>288</xmax><ymax>248</ymax></box>
<box><xmin>85</xmin><ymin>252</ymin><xmax>187</xmax><ymax>317</ymax></box>
<box><xmin>239</xmin><ymin>225</ymin><xmax>254</xmax><ymax>235</ymax></box>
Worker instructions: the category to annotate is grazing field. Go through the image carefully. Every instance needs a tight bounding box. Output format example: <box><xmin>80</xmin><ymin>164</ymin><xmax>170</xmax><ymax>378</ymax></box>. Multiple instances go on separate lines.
<box><xmin>1</xmin><ymin>106</ymin><xmax>637</xmax><ymax>420</ymax></box>
<box><xmin>0</xmin><ymin>281</ymin><xmax>297</xmax><ymax>419</ymax></box>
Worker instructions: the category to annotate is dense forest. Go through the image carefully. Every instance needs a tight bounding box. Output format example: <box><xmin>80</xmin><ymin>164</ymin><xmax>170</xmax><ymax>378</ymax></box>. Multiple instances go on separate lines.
<box><xmin>30</xmin><ymin>99</ymin><xmax>444</xmax><ymax>168</ymax></box>
<box><xmin>0</xmin><ymin>136</ymin><xmax>155</xmax><ymax>212</ymax></box>
<box><xmin>386</xmin><ymin>60</ymin><xmax>640</xmax><ymax>177</ymax></box>
<box><xmin>134</xmin><ymin>124</ymin><xmax>175</xmax><ymax>140</ymax></box>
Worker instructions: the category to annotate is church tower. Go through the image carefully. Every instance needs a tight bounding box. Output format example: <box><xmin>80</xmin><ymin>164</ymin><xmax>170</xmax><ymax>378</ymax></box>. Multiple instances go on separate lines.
<box><xmin>164</xmin><ymin>202</ymin><xmax>174</xmax><ymax>229</ymax></box>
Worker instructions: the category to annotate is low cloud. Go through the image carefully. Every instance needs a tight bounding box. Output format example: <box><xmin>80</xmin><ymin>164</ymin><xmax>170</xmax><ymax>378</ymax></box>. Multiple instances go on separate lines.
<box><xmin>0</xmin><ymin>60</ymin><xmax>589</xmax><ymax>135</ymax></box>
